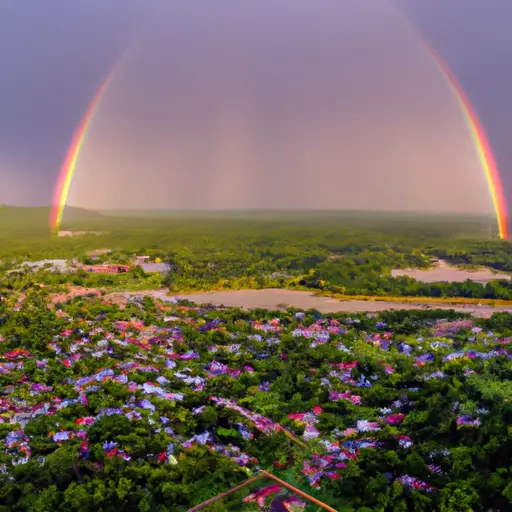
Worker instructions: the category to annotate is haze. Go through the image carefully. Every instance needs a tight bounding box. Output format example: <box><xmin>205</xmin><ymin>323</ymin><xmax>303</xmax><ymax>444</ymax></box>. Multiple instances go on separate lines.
<box><xmin>2</xmin><ymin>0</ymin><xmax>509</xmax><ymax>215</ymax></box>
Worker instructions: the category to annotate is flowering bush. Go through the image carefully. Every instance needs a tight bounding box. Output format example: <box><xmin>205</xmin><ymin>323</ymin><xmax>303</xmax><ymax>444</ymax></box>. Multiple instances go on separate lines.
<box><xmin>0</xmin><ymin>292</ymin><xmax>511</xmax><ymax>510</ymax></box>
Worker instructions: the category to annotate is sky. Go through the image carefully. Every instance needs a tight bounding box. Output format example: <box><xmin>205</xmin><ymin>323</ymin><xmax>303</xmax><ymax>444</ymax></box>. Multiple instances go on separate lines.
<box><xmin>0</xmin><ymin>0</ymin><xmax>510</xmax><ymax>216</ymax></box>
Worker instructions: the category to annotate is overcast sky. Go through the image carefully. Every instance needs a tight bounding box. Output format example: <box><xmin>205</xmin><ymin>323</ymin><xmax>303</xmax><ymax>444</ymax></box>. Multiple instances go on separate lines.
<box><xmin>0</xmin><ymin>0</ymin><xmax>510</xmax><ymax>217</ymax></box>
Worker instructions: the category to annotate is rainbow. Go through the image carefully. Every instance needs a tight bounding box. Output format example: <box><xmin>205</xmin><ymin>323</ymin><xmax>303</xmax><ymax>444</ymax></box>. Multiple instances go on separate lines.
<box><xmin>50</xmin><ymin>67</ymin><xmax>118</xmax><ymax>230</ymax></box>
<box><xmin>422</xmin><ymin>43</ymin><xmax>508</xmax><ymax>239</ymax></box>
<box><xmin>51</xmin><ymin>23</ymin><xmax>508</xmax><ymax>239</ymax></box>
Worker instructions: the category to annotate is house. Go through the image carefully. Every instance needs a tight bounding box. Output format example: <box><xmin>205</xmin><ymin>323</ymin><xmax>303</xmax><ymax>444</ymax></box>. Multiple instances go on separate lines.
<box><xmin>133</xmin><ymin>255</ymin><xmax>150</xmax><ymax>265</ymax></box>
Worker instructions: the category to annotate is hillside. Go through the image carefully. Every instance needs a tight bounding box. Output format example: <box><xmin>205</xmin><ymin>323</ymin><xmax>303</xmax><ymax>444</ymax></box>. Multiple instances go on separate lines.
<box><xmin>60</xmin><ymin>205</ymin><xmax>104</xmax><ymax>225</ymax></box>
<box><xmin>0</xmin><ymin>205</ymin><xmax>103</xmax><ymax>231</ymax></box>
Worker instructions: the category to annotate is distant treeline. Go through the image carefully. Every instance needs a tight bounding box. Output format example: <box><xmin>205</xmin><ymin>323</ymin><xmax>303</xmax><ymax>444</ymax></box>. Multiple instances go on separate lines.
<box><xmin>1</xmin><ymin>211</ymin><xmax>512</xmax><ymax>299</ymax></box>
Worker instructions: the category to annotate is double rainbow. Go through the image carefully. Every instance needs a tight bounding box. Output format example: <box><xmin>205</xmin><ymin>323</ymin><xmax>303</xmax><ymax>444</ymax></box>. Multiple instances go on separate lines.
<box><xmin>50</xmin><ymin>39</ymin><xmax>508</xmax><ymax>238</ymax></box>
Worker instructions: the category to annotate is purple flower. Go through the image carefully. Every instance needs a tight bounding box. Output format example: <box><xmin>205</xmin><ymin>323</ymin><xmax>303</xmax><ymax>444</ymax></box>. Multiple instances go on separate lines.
<box><xmin>53</xmin><ymin>432</ymin><xmax>71</xmax><ymax>442</ymax></box>
<box><xmin>356</xmin><ymin>420</ymin><xmax>380</xmax><ymax>433</ymax></box>
<box><xmin>259</xmin><ymin>381</ymin><xmax>270</xmax><ymax>392</ymax></box>
<box><xmin>191</xmin><ymin>432</ymin><xmax>213</xmax><ymax>445</ymax></box>
<box><xmin>303</xmin><ymin>425</ymin><xmax>320</xmax><ymax>440</ymax></box>
<box><xmin>139</xmin><ymin>399</ymin><xmax>155</xmax><ymax>411</ymax></box>
<box><xmin>103</xmin><ymin>441</ymin><xmax>117</xmax><ymax>451</ymax></box>
<box><xmin>397</xmin><ymin>474</ymin><xmax>433</xmax><ymax>492</ymax></box>
<box><xmin>415</xmin><ymin>353</ymin><xmax>434</xmax><ymax>364</ymax></box>
<box><xmin>399</xmin><ymin>343</ymin><xmax>413</xmax><ymax>355</ymax></box>
<box><xmin>237</xmin><ymin>424</ymin><xmax>253</xmax><ymax>440</ymax></box>
<box><xmin>456</xmin><ymin>415</ymin><xmax>481</xmax><ymax>428</ymax></box>
<box><xmin>357</xmin><ymin>375</ymin><xmax>372</xmax><ymax>388</ymax></box>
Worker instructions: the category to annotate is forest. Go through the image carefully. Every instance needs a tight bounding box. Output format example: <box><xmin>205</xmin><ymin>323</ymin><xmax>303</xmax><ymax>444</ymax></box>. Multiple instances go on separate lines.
<box><xmin>0</xmin><ymin>285</ymin><xmax>511</xmax><ymax>511</ymax></box>
<box><xmin>1</xmin><ymin>211</ymin><xmax>512</xmax><ymax>301</ymax></box>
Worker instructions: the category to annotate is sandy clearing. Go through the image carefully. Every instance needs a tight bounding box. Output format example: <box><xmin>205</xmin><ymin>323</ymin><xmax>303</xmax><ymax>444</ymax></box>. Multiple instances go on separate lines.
<box><xmin>391</xmin><ymin>259</ymin><xmax>510</xmax><ymax>283</ymax></box>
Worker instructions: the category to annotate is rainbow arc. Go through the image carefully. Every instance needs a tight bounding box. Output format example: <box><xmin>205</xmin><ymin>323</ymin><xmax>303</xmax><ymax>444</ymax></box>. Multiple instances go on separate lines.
<box><xmin>50</xmin><ymin>67</ymin><xmax>117</xmax><ymax>230</ymax></box>
<box><xmin>423</xmin><ymin>43</ymin><xmax>507</xmax><ymax>239</ymax></box>
<box><xmin>51</xmin><ymin>33</ymin><xmax>508</xmax><ymax>239</ymax></box>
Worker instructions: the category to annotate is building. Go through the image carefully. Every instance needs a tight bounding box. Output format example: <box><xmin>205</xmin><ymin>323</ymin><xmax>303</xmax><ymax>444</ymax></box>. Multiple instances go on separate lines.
<box><xmin>133</xmin><ymin>255</ymin><xmax>150</xmax><ymax>265</ymax></box>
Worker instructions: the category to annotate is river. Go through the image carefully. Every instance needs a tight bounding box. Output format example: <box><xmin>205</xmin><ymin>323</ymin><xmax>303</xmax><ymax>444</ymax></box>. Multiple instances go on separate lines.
<box><xmin>121</xmin><ymin>288</ymin><xmax>512</xmax><ymax>317</ymax></box>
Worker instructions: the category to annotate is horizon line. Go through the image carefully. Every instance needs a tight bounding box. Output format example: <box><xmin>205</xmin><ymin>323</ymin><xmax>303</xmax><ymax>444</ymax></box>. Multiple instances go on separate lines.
<box><xmin>0</xmin><ymin>204</ymin><xmax>499</xmax><ymax>218</ymax></box>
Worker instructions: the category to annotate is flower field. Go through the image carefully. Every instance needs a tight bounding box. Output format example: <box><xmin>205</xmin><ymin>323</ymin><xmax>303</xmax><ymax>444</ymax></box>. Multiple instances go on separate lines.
<box><xmin>0</xmin><ymin>291</ymin><xmax>511</xmax><ymax>511</ymax></box>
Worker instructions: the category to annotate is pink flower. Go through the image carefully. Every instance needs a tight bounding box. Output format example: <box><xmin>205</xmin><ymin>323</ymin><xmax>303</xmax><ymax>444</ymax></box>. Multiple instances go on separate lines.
<box><xmin>303</xmin><ymin>425</ymin><xmax>320</xmax><ymax>440</ymax></box>
<box><xmin>329</xmin><ymin>391</ymin><xmax>361</xmax><ymax>405</ymax></box>
<box><xmin>243</xmin><ymin>484</ymin><xmax>281</xmax><ymax>507</ymax></box>
<box><xmin>386</xmin><ymin>413</ymin><xmax>406</xmax><ymax>425</ymax></box>
<box><xmin>75</xmin><ymin>417</ymin><xmax>96</xmax><ymax>426</ymax></box>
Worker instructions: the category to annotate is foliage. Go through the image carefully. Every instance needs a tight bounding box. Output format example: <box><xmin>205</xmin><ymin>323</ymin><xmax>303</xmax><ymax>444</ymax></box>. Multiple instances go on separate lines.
<box><xmin>0</xmin><ymin>284</ymin><xmax>511</xmax><ymax>510</ymax></box>
<box><xmin>1</xmin><ymin>212</ymin><xmax>511</xmax><ymax>300</ymax></box>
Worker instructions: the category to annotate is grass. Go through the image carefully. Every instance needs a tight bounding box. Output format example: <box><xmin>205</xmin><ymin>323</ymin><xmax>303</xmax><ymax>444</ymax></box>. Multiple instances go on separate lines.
<box><xmin>315</xmin><ymin>291</ymin><xmax>512</xmax><ymax>307</ymax></box>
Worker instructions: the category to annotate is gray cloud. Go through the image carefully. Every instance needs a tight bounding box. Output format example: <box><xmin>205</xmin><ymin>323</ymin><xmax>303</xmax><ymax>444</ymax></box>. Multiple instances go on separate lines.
<box><xmin>69</xmin><ymin>0</ymin><xmax>491</xmax><ymax>213</ymax></box>
<box><xmin>0</xmin><ymin>0</ymin><xmax>506</xmax><ymax>218</ymax></box>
